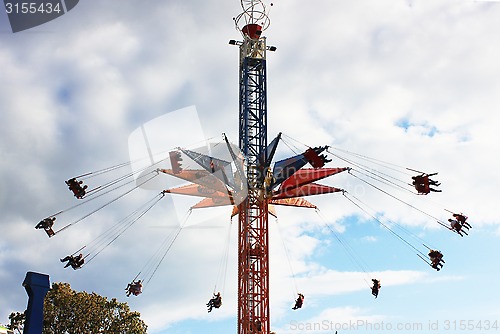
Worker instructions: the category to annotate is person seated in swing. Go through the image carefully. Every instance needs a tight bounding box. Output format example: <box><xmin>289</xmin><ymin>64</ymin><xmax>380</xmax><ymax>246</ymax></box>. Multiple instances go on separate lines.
<box><xmin>428</xmin><ymin>186</ymin><xmax>441</xmax><ymax>193</ymax></box>
<box><xmin>126</xmin><ymin>280</ymin><xmax>143</xmax><ymax>297</ymax></box>
<box><xmin>412</xmin><ymin>173</ymin><xmax>441</xmax><ymax>194</ymax></box>
<box><xmin>35</xmin><ymin>217</ymin><xmax>56</xmax><ymax>237</ymax></box>
<box><xmin>304</xmin><ymin>147</ymin><xmax>331</xmax><ymax>168</ymax></box>
<box><xmin>292</xmin><ymin>293</ymin><xmax>304</xmax><ymax>310</ymax></box>
<box><xmin>77</xmin><ymin>184</ymin><xmax>88</xmax><ymax>199</ymax></box>
<box><xmin>65</xmin><ymin>178</ymin><xmax>88</xmax><ymax>199</ymax></box>
<box><xmin>73</xmin><ymin>254</ymin><xmax>84</xmax><ymax>269</ymax></box>
<box><xmin>319</xmin><ymin>154</ymin><xmax>332</xmax><ymax>164</ymax></box>
<box><xmin>131</xmin><ymin>280</ymin><xmax>143</xmax><ymax>296</ymax></box>
<box><xmin>371</xmin><ymin>279</ymin><xmax>381</xmax><ymax>298</ymax></box>
<box><xmin>428</xmin><ymin>250</ymin><xmax>444</xmax><ymax>271</ymax></box>
<box><xmin>426</xmin><ymin>173</ymin><xmax>440</xmax><ymax>186</ymax></box>
<box><xmin>60</xmin><ymin>253</ymin><xmax>84</xmax><ymax>270</ymax></box>
<box><xmin>448</xmin><ymin>218</ymin><xmax>468</xmax><ymax>237</ymax></box>
<box><xmin>35</xmin><ymin>217</ymin><xmax>55</xmax><ymax>230</ymax></box>
<box><xmin>207</xmin><ymin>292</ymin><xmax>222</xmax><ymax>312</ymax></box>
<box><xmin>413</xmin><ymin>181</ymin><xmax>428</xmax><ymax>194</ymax></box>
<box><xmin>453</xmin><ymin>213</ymin><xmax>471</xmax><ymax>229</ymax></box>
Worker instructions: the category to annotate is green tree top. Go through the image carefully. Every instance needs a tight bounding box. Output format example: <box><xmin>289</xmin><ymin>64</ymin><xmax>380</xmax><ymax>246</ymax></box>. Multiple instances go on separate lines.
<box><xmin>8</xmin><ymin>282</ymin><xmax>147</xmax><ymax>334</ymax></box>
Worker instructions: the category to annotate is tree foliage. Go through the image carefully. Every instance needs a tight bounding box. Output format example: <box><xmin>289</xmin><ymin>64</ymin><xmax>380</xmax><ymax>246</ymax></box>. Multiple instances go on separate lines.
<box><xmin>8</xmin><ymin>282</ymin><xmax>147</xmax><ymax>334</ymax></box>
<box><xmin>7</xmin><ymin>311</ymin><xmax>25</xmax><ymax>333</ymax></box>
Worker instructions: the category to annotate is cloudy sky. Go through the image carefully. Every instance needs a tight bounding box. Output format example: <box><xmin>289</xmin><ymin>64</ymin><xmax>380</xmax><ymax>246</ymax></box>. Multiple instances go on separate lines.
<box><xmin>1</xmin><ymin>0</ymin><xmax>500</xmax><ymax>333</ymax></box>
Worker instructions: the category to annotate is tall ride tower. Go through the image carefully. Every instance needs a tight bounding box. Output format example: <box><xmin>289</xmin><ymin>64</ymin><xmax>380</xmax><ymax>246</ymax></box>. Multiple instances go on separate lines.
<box><xmin>231</xmin><ymin>1</ymin><xmax>273</xmax><ymax>333</ymax></box>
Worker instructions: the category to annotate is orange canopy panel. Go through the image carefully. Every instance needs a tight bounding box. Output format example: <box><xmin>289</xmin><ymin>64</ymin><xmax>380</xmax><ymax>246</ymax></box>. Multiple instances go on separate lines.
<box><xmin>273</xmin><ymin>183</ymin><xmax>343</xmax><ymax>199</ymax></box>
<box><xmin>164</xmin><ymin>183</ymin><xmax>232</xmax><ymax>199</ymax></box>
<box><xmin>191</xmin><ymin>196</ymin><xmax>234</xmax><ymax>209</ymax></box>
<box><xmin>231</xmin><ymin>205</ymin><xmax>239</xmax><ymax>218</ymax></box>
<box><xmin>279</xmin><ymin>168</ymin><xmax>347</xmax><ymax>192</ymax></box>
<box><xmin>268</xmin><ymin>204</ymin><xmax>277</xmax><ymax>217</ymax></box>
<box><xmin>160</xmin><ymin>169</ymin><xmax>229</xmax><ymax>193</ymax></box>
<box><xmin>270</xmin><ymin>197</ymin><xmax>317</xmax><ymax>209</ymax></box>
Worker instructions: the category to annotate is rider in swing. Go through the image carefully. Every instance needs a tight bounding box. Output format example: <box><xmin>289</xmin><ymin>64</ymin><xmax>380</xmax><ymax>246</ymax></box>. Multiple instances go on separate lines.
<box><xmin>428</xmin><ymin>250</ymin><xmax>444</xmax><ymax>271</ymax></box>
<box><xmin>207</xmin><ymin>292</ymin><xmax>222</xmax><ymax>312</ymax></box>
<box><xmin>453</xmin><ymin>213</ymin><xmax>471</xmax><ymax>229</ymax></box>
<box><xmin>448</xmin><ymin>218</ymin><xmax>468</xmax><ymax>237</ymax></box>
<box><xmin>125</xmin><ymin>280</ymin><xmax>143</xmax><ymax>297</ymax></box>
<box><xmin>412</xmin><ymin>173</ymin><xmax>441</xmax><ymax>194</ymax></box>
<box><xmin>292</xmin><ymin>293</ymin><xmax>305</xmax><ymax>310</ymax></box>
<box><xmin>60</xmin><ymin>253</ymin><xmax>84</xmax><ymax>270</ymax></box>
<box><xmin>65</xmin><ymin>178</ymin><xmax>88</xmax><ymax>199</ymax></box>
<box><xmin>35</xmin><ymin>217</ymin><xmax>56</xmax><ymax>236</ymax></box>
<box><xmin>371</xmin><ymin>279</ymin><xmax>381</xmax><ymax>298</ymax></box>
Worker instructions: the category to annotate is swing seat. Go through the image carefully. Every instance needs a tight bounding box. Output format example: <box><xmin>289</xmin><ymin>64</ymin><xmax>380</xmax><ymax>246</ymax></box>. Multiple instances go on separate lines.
<box><xmin>44</xmin><ymin>227</ymin><xmax>55</xmax><ymax>237</ymax></box>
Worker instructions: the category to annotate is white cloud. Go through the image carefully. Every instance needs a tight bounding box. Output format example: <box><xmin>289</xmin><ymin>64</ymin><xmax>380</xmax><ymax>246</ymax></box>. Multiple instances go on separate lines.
<box><xmin>1</xmin><ymin>1</ymin><xmax>499</xmax><ymax>333</ymax></box>
<box><xmin>362</xmin><ymin>235</ymin><xmax>378</xmax><ymax>242</ymax></box>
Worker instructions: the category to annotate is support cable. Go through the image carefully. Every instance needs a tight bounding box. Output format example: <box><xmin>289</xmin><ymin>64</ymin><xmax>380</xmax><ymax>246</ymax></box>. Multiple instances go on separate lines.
<box><xmin>83</xmin><ymin>191</ymin><xmax>167</xmax><ymax>265</ymax></box>
<box><xmin>328</xmin><ymin>146</ymin><xmax>413</xmax><ymax>176</ymax></box>
<box><xmin>214</xmin><ymin>218</ymin><xmax>233</xmax><ymax>296</ymax></box>
<box><xmin>49</xmin><ymin>157</ymin><xmax>168</xmax><ymax>220</ymax></box>
<box><xmin>348</xmin><ymin>169</ymin><xmax>450</xmax><ymax>230</ymax></box>
<box><xmin>280</xmin><ymin>133</ymin><xmax>305</xmax><ymax>156</ymax></box>
<box><xmin>76</xmin><ymin>137</ymin><xmax>219</xmax><ymax>181</ymax></box>
<box><xmin>315</xmin><ymin>209</ymin><xmax>373</xmax><ymax>288</ymax></box>
<box><xmin>328</xmin><ymin>151</ymin><xmax>459</xmax><ymax>233</ymax></box>
<box><xmin>328</xmin><ymin>151</ymin><xmax>412</xmax><ymax>194</ymax></box>
<box><xmin>141</xmin><ymin>209</ymin><xmax>192</xmax><ymax>287</ymax></box>
<box><xmin>80</xmin><ymin>156</ymin><xmax>169</xmax><ymax>200</ymax></box>
<box><xmin>342</xmin><ymin>192</ymin><xmax>431</xmax><ymax>266</ymax></box>
<box><xmin>77</xmin><ymin>160</ymin><xmax>135</xmax><ymax>181</ymax></box>
<box><xmin>274</xmin><ymin>217</ymin><xmax>300</xmax><ymax>297</ymax></box>
<box><xmin>53</xmin><ymin>171</ymin><xmax>160</xmax><ymax>235</ymax></box>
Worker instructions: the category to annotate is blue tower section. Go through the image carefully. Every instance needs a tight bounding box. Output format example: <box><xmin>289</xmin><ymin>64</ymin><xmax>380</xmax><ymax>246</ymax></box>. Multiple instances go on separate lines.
<box><xmin>239</xmin><ymin>39</ymin><xmax>267</xmax><ymax>167</ymax></box>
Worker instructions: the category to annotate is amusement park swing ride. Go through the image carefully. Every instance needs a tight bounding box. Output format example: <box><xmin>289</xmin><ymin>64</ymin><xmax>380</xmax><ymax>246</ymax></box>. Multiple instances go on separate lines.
<box><xmin>35</xmin><ymin>1</ymin><xmax>470</xmax><ymax>334</ymax></box>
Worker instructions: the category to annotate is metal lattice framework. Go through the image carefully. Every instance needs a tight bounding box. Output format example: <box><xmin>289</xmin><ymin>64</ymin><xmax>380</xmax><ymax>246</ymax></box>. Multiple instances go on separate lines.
<box><xmin>238</xmin><ymin>35</ymin><xmax>269</xmax><ymax>334</ymax></box>
<box><xmin>155</xmin><ymin>3</ymin><xmax>346</xmax><ymax>333</ymax></box>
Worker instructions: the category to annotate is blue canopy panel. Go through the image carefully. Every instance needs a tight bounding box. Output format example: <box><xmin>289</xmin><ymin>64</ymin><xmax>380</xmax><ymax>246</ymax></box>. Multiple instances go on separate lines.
<box><xmin>257</xmin><ymin>133</ymin><xmax>281</xmax><ymax>186</ymax></box>
<box><xmin>181</xmin><ymin>149</ymin><xmax>236</xmax><ymax>189</ymax></box>
<box><xmin>271</xmin><ymin>154</ymin><xmax>309</xmax><ymax>189</ymax></box>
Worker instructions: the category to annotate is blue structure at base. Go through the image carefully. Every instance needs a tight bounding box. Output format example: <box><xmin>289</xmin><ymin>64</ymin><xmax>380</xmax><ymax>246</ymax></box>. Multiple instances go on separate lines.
<box><xmin>22</xmin><ymin>272</ymin><xmax>50</xmax><ymax>334</ymax></box>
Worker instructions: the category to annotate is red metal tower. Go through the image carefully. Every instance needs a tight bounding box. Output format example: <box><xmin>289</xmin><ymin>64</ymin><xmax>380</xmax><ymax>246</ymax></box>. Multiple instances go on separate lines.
<box><xmin>232</xmin><ymin>2</ymin><xmax>272</xmax><ymax>332</ymax></box>
<box><xmin>161</xmin><ymin>2</ymin><xmax>346</xmax><ymax>333</ymax></box>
